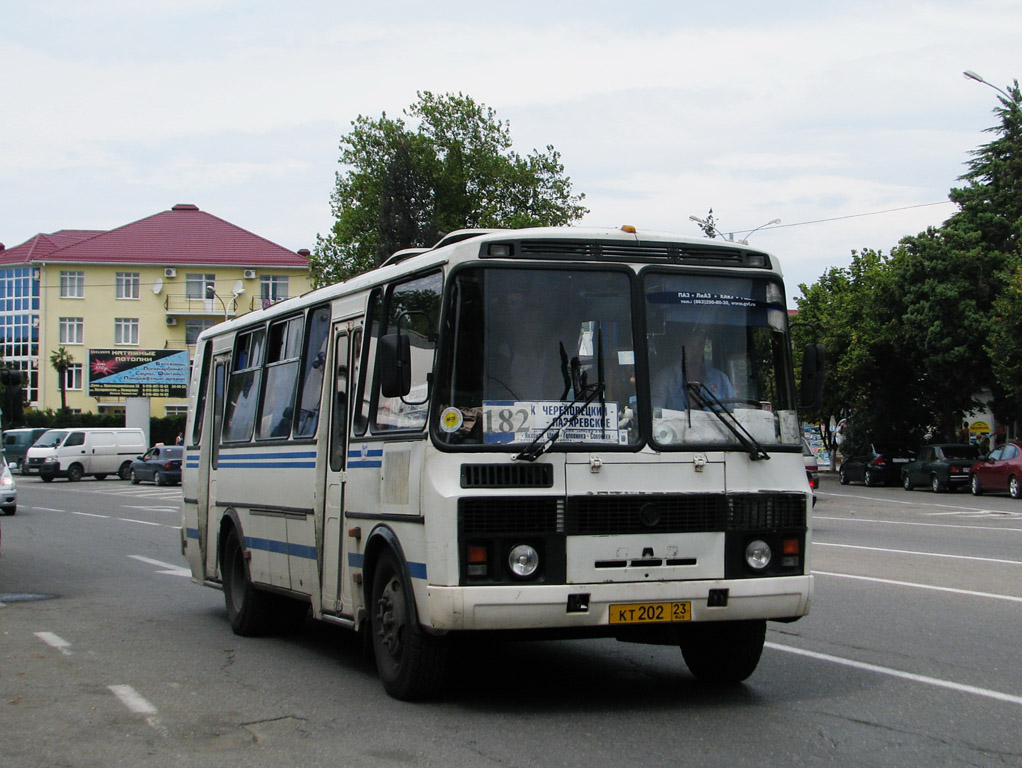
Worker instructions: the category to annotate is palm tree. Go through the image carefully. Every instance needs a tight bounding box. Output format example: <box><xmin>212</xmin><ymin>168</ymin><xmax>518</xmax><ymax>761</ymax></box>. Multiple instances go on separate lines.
<box><xmin>49</xmin><ymin>346</ymin><xmax>75</xmax><ymax>412</ymax></box>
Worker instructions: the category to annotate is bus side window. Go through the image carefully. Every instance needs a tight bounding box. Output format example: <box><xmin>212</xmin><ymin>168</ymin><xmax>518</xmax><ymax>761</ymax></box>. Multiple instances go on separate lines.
<box><xmin>256</xmin><ymin>315</ymin><xmax>304</xmax><ymax>440</ymax></box>
<box><xmin>191</xmin><ymin>340</ymin><xmax>213</xmax><ymax>446</ymax></box>
<box><xmin>353</xmin><ymin>292</ymin><xmax>381</xmax><ymax>437</ymax></box>
<box><xmin>294</xmin><ymin>305</ymin><xmax>331</xmax><ymax>438</ymax></box>
<box><xmin>223</xmin><ymin>328</ymin><xmax>265</xmax><ymax>443</ymax></box>
<box><xmin>330</xmin><ymin>332</ymin><xmax>350</xmax><ymax>472</ymax></box>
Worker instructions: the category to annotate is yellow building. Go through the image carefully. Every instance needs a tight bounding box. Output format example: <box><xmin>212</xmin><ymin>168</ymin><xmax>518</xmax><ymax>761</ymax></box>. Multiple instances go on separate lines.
<box><xmin>0</xmin><ymin>204</ymin><xmax>311</xmax><ymax>417</ymax></box>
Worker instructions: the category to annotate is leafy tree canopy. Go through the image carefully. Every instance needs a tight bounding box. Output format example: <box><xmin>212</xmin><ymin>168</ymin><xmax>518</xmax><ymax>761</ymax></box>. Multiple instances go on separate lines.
<box><xmin>312</xmin><ymin>91</ymin><xmax>589</xmax><ymax>286</ymax></box>
<box><xmin>796</xmin><ymin>78</ymin><xmax>1022</xmax><ymax>445</ymax></box>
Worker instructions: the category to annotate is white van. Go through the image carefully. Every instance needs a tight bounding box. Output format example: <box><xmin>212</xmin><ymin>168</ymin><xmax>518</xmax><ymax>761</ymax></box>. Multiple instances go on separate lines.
<box><xmin>25</xmin><ymin>428</ymin><xmax>147</xmax><ymax>482</ymax></box>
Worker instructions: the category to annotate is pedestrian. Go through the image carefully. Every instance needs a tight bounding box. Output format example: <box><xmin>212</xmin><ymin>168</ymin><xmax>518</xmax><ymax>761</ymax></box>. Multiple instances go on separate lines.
<box><xmin>175</xmin><ymin>432</ymin><xmax>183</xmax><ymax>445</ymax></box>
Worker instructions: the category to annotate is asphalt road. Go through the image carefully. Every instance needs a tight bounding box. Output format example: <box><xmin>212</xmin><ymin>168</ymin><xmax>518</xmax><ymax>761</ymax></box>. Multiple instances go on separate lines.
<box><xmin>1</xmin><ymin>472</ymin><xmax>1020</xmax><ymax>767</ymax></box>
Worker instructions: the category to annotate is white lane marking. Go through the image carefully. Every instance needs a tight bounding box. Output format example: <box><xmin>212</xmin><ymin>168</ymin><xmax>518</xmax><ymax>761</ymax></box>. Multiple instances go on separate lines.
<box><xmin>766</xmin><ymin>642</ymin><xmax>1022</xmax><ymax>707</ymax></box>
<box><xmin>70</xmin><ymin>511</ymin><xmax>109</xmax><ymax>519</ymax></box>
<box><xmin>814</xmin><ymin>570</ymin><xmax>1022</xmax><ymax>603</ymax></box>
<box><xmin>128</xmin><ymin>555</ymin><xmax>191</xmax><ymax>577</ymax></box>
<box><xmin>117</xmin><ymin>518</ymin><xmax>162</xmax><ymax>527</ymax></box>
<box><xmin>123</xmin><ymin>506</ymin><xmax>181</xmax><ymax>513</ymax></box>
<box><xmin>35</xmin><ymin>631</ymin><xmax>72</xmax><ymax>655</ymax></box>
<box><xmin>108</xmin><ymin>684</ymin><xmax>157</xmax><ymax>714</ymax></box>
<box><xmin>108</xmin><ymin>685</ymin><xmax>168</xmax><ymax>736</ymax></box>
<box><xmin>814</xmin><ymin>542</ymin><xmax>1022</xmax><ymax>565</ymax></box>
<box><xmin>815</xmin><ymin>514</ymin><xmax>1022</xmax><ymax>533</ymax></box>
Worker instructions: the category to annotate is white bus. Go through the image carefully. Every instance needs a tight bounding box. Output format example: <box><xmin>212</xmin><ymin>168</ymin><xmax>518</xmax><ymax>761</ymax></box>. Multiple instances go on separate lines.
<box><xmin>181</xmin><ymin>226</ymin><xmax>822</xmax><ymax>700</ymax></box>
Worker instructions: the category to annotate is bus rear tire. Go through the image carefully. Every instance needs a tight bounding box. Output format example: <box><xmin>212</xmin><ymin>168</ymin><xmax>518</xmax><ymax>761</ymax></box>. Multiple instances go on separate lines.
<box><xmin>222</xmin><ymin>528</ymin><xmax>275</xmax><ymax>636</ymax></box>
<box><xmin>370</xmin><ymin>550</ymin><xmax>449</xmax><ymax>701</ymax></box>
<box><xmin>679</xmin><ymin>619</ymin><xmax>766</xmax><ymax>683</ymax></box>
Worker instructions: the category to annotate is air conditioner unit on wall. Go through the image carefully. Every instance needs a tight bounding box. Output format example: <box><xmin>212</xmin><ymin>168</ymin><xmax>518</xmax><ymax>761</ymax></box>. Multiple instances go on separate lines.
<box><xmin>164</xmin><ymin>268</ymin><xmax>177</xmax><ymax>278</ymax></box>
<box><xmin>166</xmin><ymin>316</ymin><xmax>178</xmax><ymax>326</ymax></box>
<box><xmin>243</xmin><ymin>269</ymin><xmax>257</xmax><ymax>279</ymax></box>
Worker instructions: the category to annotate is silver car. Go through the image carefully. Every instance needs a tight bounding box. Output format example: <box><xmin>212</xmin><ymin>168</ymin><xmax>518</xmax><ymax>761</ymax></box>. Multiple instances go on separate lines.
<box><xmin>1</xmin><ymin>454</ymin><xmax>17</xmax><ymax>515</ymax></box>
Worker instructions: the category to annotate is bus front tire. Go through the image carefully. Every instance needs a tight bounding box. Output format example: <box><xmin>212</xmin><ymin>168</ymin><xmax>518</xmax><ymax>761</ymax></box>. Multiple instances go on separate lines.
<box><xmin>222</xmin><ymin>528</ymin><xmax>275</xmax><ymax>637</ymax></box>
<box><xmin>370</xmin><ymin>550</ymin><xmax>449</xmax><ymax>701</ymax></box>
<box><xmin>679</xmin><ymin>619</ymin><xmax>766</xmax><ymax>683</ymax></box>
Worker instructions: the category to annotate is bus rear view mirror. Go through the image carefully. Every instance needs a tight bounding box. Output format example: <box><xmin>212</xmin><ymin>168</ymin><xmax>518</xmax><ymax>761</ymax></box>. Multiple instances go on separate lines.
<box><xmin>800</xmin><ymin>343</ymin><xmax>825</xmax><ymax>410</ymax></box>
<box><xmin>380</xmin><ymin>333</ymin><xmax>411</xmax><ymax>398</ymax></box>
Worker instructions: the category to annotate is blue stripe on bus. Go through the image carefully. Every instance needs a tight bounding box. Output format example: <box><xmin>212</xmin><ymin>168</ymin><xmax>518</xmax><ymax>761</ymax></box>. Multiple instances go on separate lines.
<box><xmin>186</xmin><ymin>527</ymin><xmax>199</xmax><ymax>540</ymax></box>
<box><xmin>347</xmin><ymin>552</ymin><xmax>426</xmax><ymax>580</ymax></box>
<box><xmin>348</xmin><ymin>460</ymin><xmax>382</xmax><ymax>468</ymax></box>
<box><xmin>217</xmin><ymin>460</ymin><xmax>316</xmax><ymax>469</ymax></box>
<box><xmin>244</xmin><ymin>536</ymin><xmax>317</xmax><ymax>560</ymax></box>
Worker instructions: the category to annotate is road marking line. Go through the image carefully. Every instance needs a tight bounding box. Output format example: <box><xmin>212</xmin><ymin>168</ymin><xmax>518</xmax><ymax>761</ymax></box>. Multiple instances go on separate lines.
<box><xmin>128</xmin><ymin>555</ymin><xmax>191</xmax><ymax>577</ymax></box>
<box><xmin>35</xmin><ymin>631</ymin><xmax>72</xmax><ymax>655</ymax></box>
<box><xmin>814</xmin><ymin>570</ymin><xmax>1022</xmax><ymax>602</ymax></box>
<box><xmin>109</xmin><ymin>684</ymin><xmax>157</xmax><ymax>714</ymax></box>
<box><xmin>814</xmin><ymin>542</ymin><xmax>1021</xmax><ymax>565</ymax></box>
<box><xmin>814</xmin><ymin>514</ymin><xmax>1022</xmax><ymax>533</ymax></box>
<box><xmin>766</xmin><ymin>642</ymin><xmax>1022</xmax><ymax>706</ymax></box>
<box><xmin>116</xmin><ymin>517</ymin><xmax>162</xmax><ymax>526</ymax></box>
<box><xmin>70</xmin><ymin>511</ymin><xmax>109</xmax><ymax>519</ymax></box>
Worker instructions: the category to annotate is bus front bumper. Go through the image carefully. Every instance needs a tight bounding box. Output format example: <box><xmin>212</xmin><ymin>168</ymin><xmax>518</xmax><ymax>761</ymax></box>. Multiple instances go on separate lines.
<box><xmin>425</xmin><ymin>574</ymin><xmax>812</xmax><ymax>631</ymax></box>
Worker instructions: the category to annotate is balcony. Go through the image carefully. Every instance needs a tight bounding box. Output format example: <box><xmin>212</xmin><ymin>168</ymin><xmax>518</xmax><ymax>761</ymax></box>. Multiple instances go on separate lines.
<box><xmin>164</xmin><ymin>293</ymin><xmax>243</xmax><ymax>318</ymax></box>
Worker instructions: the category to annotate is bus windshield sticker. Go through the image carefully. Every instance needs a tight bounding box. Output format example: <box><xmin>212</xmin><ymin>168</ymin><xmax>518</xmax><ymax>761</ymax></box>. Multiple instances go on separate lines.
<box><xmin>482</xmin><ymin>400</ymin><xmax>623</xmax><ymax>444</ymax></box>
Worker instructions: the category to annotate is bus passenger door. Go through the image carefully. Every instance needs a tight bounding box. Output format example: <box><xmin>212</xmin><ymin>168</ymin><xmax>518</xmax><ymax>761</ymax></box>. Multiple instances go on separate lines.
<box><xmin>322</xmin><ymin>326</ymin><xmax>354</xmax><ymax>612</ymax></box>
<box><xmin>204</xmin><ymin>355</ymin><xmax>228</xmax><ymax>580</ymax></box>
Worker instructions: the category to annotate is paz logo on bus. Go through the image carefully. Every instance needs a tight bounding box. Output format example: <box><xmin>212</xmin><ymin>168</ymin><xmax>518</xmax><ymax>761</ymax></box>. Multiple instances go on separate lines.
<box><xmin>440</xmin><ymin>407</ymin><xmax>463</xmax><ymax>433</ymax></box>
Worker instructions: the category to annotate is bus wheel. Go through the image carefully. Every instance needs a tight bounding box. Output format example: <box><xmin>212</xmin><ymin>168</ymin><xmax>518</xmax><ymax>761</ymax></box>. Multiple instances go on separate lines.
<box><xmin>222</xmin><ymin>528</ymin><xmax>274</xmax><ymax>636</ymax></box>
<box><xmin>679</xmin><ymin>619</ymin><xmax>766</xmax><ymax>683</ymax></box>
<box><xmin>370</xmin><ymin>550</ymin><xmax>448</xmax><ymax>700</ymax></box>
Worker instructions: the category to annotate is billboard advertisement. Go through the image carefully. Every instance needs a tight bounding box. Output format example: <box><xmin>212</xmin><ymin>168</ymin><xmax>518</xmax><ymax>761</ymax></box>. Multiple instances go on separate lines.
<box><xmin>88</xmin><ymin>349</ymin><xmax>189</xmax><ymax>398</ymax></box>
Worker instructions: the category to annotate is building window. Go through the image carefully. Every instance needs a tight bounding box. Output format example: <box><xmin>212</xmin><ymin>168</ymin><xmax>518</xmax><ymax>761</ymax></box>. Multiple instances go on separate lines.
<box><xmin>165</xmin><ymin>405</ymin><xmax>189</xmax><ymax>416</ymax></box>
<box><xmin>186</xmin><ymin>273</ymin><xmax>215</xmax><ymax>300</ymax></box>
<box><xmin>116</xmin><ymin>272</ymin><xmax>140</xmax><ymax>299</ymax></box>
<box><xmin>59</xmin><ymin>317</ymin><xmax>84</xmax><ymax>345</ymax></box>
<box><xmin>260</xmin><ymin>275</ymin><xmax>289</xmax><ymax>308</ymax></box>
<box><xmin>60</xmin><ymin>271</ymin><xmax>85</xmax><ymax>299</ymax></box>
<box><xmin>64</xmin><ymin>364</ymin><xmax>83</xmax><ymax>391</ymax></box>
<box><xmin>114</xmin><ymin>318</ymin><xmax>139</xmax><ymax>345</ymax></box>
<box><xmin>185</xmin><ymin>318</ymin><xmax>216</xmax><ymax>345</ymax></box>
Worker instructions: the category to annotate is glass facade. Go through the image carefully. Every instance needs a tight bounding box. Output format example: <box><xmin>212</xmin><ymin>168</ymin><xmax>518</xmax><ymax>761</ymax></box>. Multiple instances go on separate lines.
<box><xmin>0</xmin><ymin>267</ymin><xmax>41</xmax><ymax>403</ymax></box>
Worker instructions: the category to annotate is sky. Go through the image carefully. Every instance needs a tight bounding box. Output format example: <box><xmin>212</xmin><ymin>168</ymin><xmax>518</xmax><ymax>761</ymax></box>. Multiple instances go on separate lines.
<box><xmin>2</xmin><ymin>0</ymin><xmax>1019</xmax><ymax>307</ymax></box>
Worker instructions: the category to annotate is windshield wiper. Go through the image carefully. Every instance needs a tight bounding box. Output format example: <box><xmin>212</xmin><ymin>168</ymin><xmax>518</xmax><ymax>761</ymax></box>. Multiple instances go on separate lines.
<box><xmin>686</xmin><ymin>383</ymin><xmax>770</xmax><ymax>461</ymax></box>
<box><xmin>513</xmin><ymin>382</ymin><xmax>607</xmax><ymax>462</ymax></box>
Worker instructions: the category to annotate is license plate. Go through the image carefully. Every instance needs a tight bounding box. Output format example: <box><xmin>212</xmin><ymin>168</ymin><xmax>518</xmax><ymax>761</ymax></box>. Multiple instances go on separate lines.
<box><xmin>608</xmin><ymin>601</ymin><xmax>691</xmax><ymax>624</ymax></box>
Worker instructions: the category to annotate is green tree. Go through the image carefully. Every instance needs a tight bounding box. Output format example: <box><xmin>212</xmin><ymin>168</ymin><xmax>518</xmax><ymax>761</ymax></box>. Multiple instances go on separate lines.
<box><xmin>313</xmin><ymin>91</ymin><xmax>588</xmax><ymax>286</ymax></box>
<box><xmin>49</xmin><ymin>347</ymin><xmax>74</xmax><ymax>413</ymax></box>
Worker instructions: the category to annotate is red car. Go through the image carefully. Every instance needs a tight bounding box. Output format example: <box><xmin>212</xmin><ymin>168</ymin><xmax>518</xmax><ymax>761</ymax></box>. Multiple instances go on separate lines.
<box><xmin>969</xmin><ymin>441</ymin><xmax>1022</xmax><ymax>498</ymax></box>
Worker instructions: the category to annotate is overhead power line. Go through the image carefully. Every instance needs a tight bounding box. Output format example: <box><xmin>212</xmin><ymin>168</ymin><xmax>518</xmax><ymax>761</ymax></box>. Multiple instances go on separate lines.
<box><xmin>731</xmin><ymin>201</ymin><xmax>955</xmax><ymax>236</ymax></box>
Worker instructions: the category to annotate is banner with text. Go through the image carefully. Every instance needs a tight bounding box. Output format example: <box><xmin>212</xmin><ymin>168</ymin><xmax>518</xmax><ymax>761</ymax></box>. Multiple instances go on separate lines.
<box><xmin>89</xmin><ymin>349</ymin><xmax>189</xmax><ymax>398</ymax></box>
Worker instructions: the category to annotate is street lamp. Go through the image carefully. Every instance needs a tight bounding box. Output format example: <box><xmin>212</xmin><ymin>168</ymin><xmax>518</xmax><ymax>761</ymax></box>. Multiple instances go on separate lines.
<box><xmin>738</xmin><ymin>218</ymin><xmax>781</xmax><ymax>244</ymax></box>
<box><xmin>963</xmin><ymin>70</ymin><xmax>1015</xmax><ymax>103</ymax></box>
<box><xmin>206</xmin><ymin>286</ymin><xmax>246</xmax><ymax>321</ymax></box>
<box><xmin>688</xmin><ymin>214</ymin><xmax>732</xmax><ymax>241</ymax></box>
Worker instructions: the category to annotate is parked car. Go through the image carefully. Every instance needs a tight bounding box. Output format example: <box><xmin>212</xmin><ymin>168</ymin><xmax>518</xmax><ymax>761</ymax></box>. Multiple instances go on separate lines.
<box><xmin>802</xmin><ymin>438</ymin><xmax>819</xmax><ymax>492</ymax></box>
<box><xmin>3</xmin><ymin>427</ymin><xmax>50</xmax><ymax>473</ymax></box>
<box><xmin>901</xmin><ymin>443</ymin><xmax>982</xmax><ymax>493</ymax></box>
<box><xmin>129</xmin><ymin>445</ymin><xmax>183</xmax><ymax>486</ymax></box>
<box><xmin>1</xmin><ymin>454</ymin><xmax>17</xmax><ymax>515</ymax></box>
<box><xmin>26</xmin><ymin>427</ymin><xmax>146</xmax><ymax>481</ymax></box>
<box><xmin>969</xmin><ymin>441</ymin><xmax>1022</xmax><ymax>498</ymax></box>
<box><xmin>839</xmin><ymin>442</ymin><xmax>916</xmax><ymax>486</ymax></box>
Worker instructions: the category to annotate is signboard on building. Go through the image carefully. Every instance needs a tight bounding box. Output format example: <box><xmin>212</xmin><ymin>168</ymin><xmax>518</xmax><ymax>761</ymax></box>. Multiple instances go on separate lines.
<box><xmin>88</xmin><ymin>349</ymin><xmax>189</xmax><ymax>398</ymax></box>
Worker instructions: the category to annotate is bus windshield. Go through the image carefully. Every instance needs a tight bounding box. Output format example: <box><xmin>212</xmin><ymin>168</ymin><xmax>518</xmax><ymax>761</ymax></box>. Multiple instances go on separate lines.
<box><xmin>435</xmin><ymin>266</ymin><xmax>798</xmax><ymax>450</ymax></box>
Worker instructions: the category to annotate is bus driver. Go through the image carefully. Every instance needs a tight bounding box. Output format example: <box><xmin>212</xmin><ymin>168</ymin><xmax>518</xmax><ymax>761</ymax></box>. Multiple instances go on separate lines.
<box><xmin>652</xmin><ymin>322</ymin><xmax>735</xmax><ymax>411</ymax></box>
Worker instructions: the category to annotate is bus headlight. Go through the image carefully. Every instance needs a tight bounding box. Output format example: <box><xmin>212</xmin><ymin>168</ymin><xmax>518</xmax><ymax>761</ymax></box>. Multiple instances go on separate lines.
<box><xmin>744</xmin><ymin>539</ymin><xmax>772</xmax><ymax>570</ymax></box>
<box><xmin>508</xmin><ymin>544</ymin><xmax>540</xmax><ymax>578</ymax></box>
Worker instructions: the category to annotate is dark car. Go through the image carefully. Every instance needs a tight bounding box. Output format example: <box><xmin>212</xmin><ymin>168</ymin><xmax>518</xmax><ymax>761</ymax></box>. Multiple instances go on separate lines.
<box><xmin>901</xmin><ymin>443</ymin><xmax>982</xmax><ymax>493</ymax></box>
<box><xmin>839</xmin><ymin>442</ymin><xmax>916</xmax><ymax>486</ymax></box>
<box><xmin>129</xmin><ymin>445</ymin><xmax>183</xmax><ymax>486</ymax></box>
<box><xmin>969</xmin><ymin>441</ymin><xmax>1022</xmax><ymax>498</ymax></box>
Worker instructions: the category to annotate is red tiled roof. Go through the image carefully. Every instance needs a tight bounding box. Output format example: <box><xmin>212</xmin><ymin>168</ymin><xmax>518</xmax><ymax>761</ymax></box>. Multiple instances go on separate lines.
<box><xmin>0</xmin><ymin>204</ymin><xmax>308</xmax><ymax>269</ymax></box>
